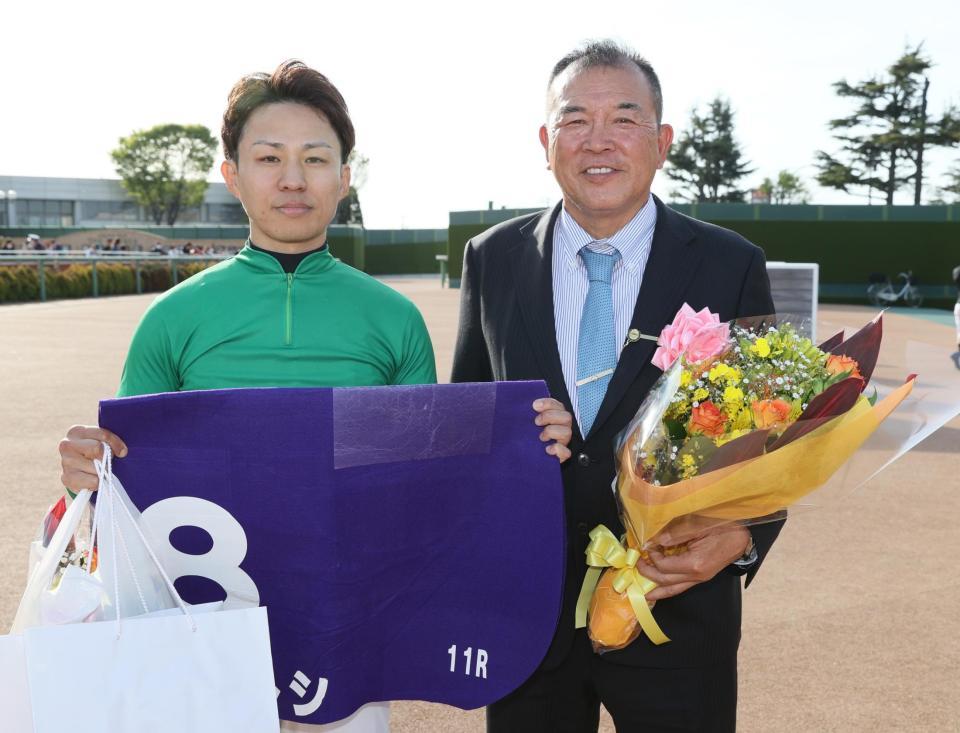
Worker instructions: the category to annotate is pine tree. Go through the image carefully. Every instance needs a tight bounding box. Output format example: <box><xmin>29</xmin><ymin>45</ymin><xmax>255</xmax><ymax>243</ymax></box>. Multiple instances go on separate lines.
<box><xmin>816</xmin><ymin>45</ymin><xmax>960</xmax><ymax>205</ymax></box>
<box><xmin>666</xmin><ymin>98</ymin><xmax>754</xmax><ymax>203</ymax></box>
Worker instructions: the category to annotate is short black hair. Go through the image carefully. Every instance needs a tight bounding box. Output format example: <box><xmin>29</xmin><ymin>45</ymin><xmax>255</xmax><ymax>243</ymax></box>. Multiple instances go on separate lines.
<box><xmin>222</xmin><ymin>60</ymin><xmax>355</xmax><ymax>164</ymax></box>
<box><xmin>548</xmin><ymin>40</ymin><xmax>663</xmax><ymax>124</ymax></box>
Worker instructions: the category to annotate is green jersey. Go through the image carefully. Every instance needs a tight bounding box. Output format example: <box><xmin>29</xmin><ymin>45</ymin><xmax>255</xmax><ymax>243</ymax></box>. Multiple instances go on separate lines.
<box><xmin>118</xmin><ymin>243</ymin><xmax>436</xmax><ymax>397</ymax></box>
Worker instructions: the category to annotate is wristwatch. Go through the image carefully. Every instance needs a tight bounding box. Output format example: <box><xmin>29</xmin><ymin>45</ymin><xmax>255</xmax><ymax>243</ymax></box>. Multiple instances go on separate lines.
<box><xmin>733</xmin><ymin>531</ymin><xmax>757</xmax><ymax>568</ymax></box>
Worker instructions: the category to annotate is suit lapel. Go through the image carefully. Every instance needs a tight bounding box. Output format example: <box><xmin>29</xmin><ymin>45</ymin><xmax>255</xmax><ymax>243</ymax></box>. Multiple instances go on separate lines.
<box><xmin>509</xmin><ymin>204</ymin><xmax>573</xmax><ymax>410</ymax></box>
<box><xmin>588</xmin><ymin>198</ymin><xmax>703</xmax><ymax>438</ymax></box>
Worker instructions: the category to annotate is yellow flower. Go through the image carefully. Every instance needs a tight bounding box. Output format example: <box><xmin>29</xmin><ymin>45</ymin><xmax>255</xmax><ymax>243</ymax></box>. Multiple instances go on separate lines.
<box><xmin>733</xmin><ymin>409</ymin><xmax>753</xmax><ymax>430</ymax></box>
<box><xmin>680</xmin><ymin>370</ymin><xmax>692</xmax><ymax>387</ymax></box>
<box><xmin>715</xmin><ymin>428</ymin><xmax>751</xmax><ymax>446</ymax></box>
<box><xmin>725</xmin><ymin>368</ymin><xmax>741</xmax><ymax>385</ymax></box>
<box><xmin>678</xmin><ymin>453</ymin><xmax>698</xmax><ymax>479</ymax></box>
<box><xmin>723</xmin><ymin>386</ymin><xmax>744</xmax><ymax>407</ymax></box>
<box><xmin>693</xmin><ymin>387</ymin><xmax>709</xmax><ymax>401</ymax></box>
<box><xmin>750</xmin><ymin>337</ymin><xmax>771</xmax><ymax>358</ymax></box>
<box><xmin>708</xmin><ymin>363</ymin><xmax>733</xmax><ymax>383</ymax></box>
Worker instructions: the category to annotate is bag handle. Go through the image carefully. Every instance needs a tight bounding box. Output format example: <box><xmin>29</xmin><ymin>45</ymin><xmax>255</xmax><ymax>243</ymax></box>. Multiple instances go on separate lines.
<box><xmin>89</xmin><ymin>450</ymin><xmax>148</xmax><ymax>618</ymax></box>
<box><xmin>93</xmin><ymin>443</ymin><xmax>197</xmax><ymax>636</ymax></box>
<box><xmin>10</xmin><ymin>488</ymin><xmax>93</xmax><ymax>633</ymax></box>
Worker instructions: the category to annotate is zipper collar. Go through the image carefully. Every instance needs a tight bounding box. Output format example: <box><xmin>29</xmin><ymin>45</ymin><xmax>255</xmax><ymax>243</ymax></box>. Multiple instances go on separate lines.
<box><xmin>235</xmin><ymin>239</ymin><xmax>336</xmax><ymax>276</ymax></box>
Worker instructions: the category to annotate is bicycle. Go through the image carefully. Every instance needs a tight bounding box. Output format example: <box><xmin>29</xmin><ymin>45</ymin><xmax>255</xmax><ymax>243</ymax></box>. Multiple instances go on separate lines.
<box><xmin>866</xmin><ymin>271</ymin><xmax>924</xmax><ymax>308</ymax></box>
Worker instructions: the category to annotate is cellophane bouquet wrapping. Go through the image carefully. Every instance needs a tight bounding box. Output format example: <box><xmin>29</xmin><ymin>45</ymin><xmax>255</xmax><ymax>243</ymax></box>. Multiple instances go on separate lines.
<box><xmin>582</xmin><ymin>304</ymin><xmax>960</xmax><ymax>653</ymax></box>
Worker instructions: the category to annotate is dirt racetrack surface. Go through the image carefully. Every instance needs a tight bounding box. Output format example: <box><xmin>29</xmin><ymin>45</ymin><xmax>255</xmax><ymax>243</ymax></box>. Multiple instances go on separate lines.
<box><xmin>2</xmin><ymin>280</ymin><xmax>957</xmax><ymax>732</ymax></box>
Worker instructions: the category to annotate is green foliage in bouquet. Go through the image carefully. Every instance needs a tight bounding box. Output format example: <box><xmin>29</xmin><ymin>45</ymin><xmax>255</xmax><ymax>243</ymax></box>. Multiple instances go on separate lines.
<box><xmin>649</xmin><ymin>322</ymin><xmax>865</xmax><ymax>485</ymax></box>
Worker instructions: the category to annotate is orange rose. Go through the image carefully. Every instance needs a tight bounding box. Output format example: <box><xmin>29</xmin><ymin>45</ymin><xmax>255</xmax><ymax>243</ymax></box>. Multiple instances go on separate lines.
<box><xmin>750</xmin><ymin>399</ymin><xmax>792</xmax><ymax>430</ymax></box>
<box><xmin>688</xmin><ymin>401</ymin><xmax>727</xmax><ymax>437</ymax></box>
<box><xmin>825</xmin><ymin>354</ymin><xmax>863</xmax><ymax>380</ymax></box>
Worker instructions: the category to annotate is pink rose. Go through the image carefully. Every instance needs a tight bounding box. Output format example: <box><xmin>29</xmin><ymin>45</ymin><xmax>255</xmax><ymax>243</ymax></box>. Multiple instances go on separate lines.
<box><xmin>651</xmin><ymin>303</ymin><xmax>730</xmax><ymax>371</ymax></box>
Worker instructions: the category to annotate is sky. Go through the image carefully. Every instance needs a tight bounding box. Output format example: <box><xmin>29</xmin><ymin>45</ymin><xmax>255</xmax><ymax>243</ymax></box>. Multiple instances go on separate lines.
<box><xmin>3</xmin><ymin>0</ymin><xmax>959</xmax><ymax>228</ymax></box>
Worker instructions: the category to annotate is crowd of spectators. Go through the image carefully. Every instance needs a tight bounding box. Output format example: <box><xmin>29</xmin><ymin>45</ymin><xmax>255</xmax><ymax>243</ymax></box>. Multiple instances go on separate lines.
<box><xmin>149</xmin><ymin>241</ymin><xmax>234</xmax><ymax>256</ymax></box>
<box><xmin>1</xmin><ymin>236</ymin><xmax>237</xmax><ymax>257</ymax></box>
<box><xmin>2</xmin><ymin>235</ymin><xmax>69</xmax><ymax>252</ymax></box>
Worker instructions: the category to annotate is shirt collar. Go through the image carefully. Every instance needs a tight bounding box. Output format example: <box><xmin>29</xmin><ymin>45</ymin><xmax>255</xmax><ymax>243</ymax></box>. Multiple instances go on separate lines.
<box><xmin>236</xmin><ymin>239</ymin><xmax>335</xmax><ymax>275</ymax></box>
<box><xmin>555</xmin><ymin>196</ymin><xmax>657</xmax><ymax>275</ymax></box>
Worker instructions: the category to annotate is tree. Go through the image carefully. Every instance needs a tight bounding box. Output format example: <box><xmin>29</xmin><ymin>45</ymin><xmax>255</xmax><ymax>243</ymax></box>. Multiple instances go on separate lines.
<box><xmin>816</xmin><ymin>46</ymin><xmax>960</xmax><ymax>205</ymax></box>
<box><xmin>666</xmin><ymin>97</ymin><xmax>754</xmax><ymax>203</ymax></box>
<box><xmin>111</xmin><ymin>124</ymin><xmax>217</xmax><ymax>225</ymax></box>
<box><xmin>335</xmin><ymin>150</ymin><xmax>369</xmax><ymax>225</ymax></box>
<box><xmin>934</xmin><ymin>163</ymin><xmax>960</xmax><ymax>203</ymax></box>
<box><xmin>757</xmin><ymin>171</ymin><xmax>810</xmax><ymax>204</ymax></box>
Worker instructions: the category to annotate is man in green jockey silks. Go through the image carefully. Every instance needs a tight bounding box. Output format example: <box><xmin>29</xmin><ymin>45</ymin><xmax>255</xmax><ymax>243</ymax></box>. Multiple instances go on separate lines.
<box><xmin>57</xmin><ymin>60</ymin><xmax>574</xmax><ymax>733</ymax></box>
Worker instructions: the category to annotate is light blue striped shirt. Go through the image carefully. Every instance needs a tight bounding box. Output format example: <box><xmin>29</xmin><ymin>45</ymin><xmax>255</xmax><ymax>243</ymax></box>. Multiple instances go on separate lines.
<box><xmin>552</xmin><ymin>196</ymin><xmax>657</xmax><ymax>425</ymax></box>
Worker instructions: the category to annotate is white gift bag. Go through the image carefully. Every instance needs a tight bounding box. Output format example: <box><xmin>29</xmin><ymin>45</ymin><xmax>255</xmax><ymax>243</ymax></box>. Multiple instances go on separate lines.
<box><xmin>24</xmin><ymin>603</ymin><xmax>278</xmax><ymax>733</ymax></box>
<box><xmin>1</xmin><ymin>445</ymin><xmax>280</xmax><ymax>733</ymax></box>
<box><xmin>0</xmin><ymin>634</ymin><xmax>33</xmax><ymax>732</ymax></box>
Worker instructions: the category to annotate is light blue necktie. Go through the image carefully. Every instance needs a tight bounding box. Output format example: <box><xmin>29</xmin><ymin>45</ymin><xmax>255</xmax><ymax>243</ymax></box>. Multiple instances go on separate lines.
<box><xmin>576</xmin><ymin>246</ymin><xmax>620</xmax><ymax>435</ymax></box>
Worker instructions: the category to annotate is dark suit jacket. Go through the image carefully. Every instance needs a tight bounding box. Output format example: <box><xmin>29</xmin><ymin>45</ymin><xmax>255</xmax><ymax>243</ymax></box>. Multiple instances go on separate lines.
<box><xmin>451</xmin><ymin>196</ymin><xmax>784</xmax><ymax>671</ymax></box>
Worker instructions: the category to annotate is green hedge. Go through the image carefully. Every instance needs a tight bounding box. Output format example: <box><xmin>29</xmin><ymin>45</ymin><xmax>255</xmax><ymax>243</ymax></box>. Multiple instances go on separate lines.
<box><xmin>0</xmin><ymin>261</ymin><xmax>216</xmax><ymax>304</ymax></box>
<box><xmin>0</xmin><ymin>266</ymin><xmax>40</xmax><ymax>302</ymax></box>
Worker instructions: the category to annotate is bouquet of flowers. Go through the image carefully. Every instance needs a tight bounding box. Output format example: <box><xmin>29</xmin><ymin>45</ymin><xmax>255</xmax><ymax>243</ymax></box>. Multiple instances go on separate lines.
<box><xmin>578</xmin><ymin>304</ymin><xmax>921</xmax><ymax>652</ymax></box>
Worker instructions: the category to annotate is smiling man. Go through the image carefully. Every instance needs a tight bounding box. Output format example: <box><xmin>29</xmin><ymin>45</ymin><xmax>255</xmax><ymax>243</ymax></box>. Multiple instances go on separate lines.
<box><xmin>57</xmin><ymin>60</ymin><xmax>572</xmax><ymax>732</ymax></box>
<box><xmin>452</xmin><ymin>41</ymin><xmax>782</xmax><ymax>732</ymax></box>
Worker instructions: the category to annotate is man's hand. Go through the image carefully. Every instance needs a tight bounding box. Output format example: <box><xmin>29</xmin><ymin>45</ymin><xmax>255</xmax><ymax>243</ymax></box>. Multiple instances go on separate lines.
<box><xmin>59</xmin><ymin>425</ymin><xmax>128</xmax><ymax>492</ymax></box>
<box><xmin>641</xmin><ymin>525</ymin><xmax>750</xmax><ymax>602</ymax></box>
<box><xmin>533</xmin><ymin>398</ymin><xmax>572</xmax><ymax>463</ymax></box>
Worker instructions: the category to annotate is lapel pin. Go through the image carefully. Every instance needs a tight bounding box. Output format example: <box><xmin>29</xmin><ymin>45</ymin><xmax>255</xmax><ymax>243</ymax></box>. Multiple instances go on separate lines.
<box><xmin>625</xmin><ymin>329</ymin><xmax>659</xmax><ymax>346</ymax></box>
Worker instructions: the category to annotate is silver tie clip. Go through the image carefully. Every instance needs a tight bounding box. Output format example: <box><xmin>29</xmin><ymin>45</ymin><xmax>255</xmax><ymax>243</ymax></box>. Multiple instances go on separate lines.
<box><xmin>575</xmin><ymin>368</ymin><xmax>615</xmax><ymax>388</ymax></box>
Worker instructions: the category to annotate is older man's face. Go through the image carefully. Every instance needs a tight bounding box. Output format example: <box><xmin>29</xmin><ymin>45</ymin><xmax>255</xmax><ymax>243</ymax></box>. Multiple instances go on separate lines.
<box><xmin>540</xmin><ymin>64</ymin><xmax>673</xmax><ymax>238</ymax></box>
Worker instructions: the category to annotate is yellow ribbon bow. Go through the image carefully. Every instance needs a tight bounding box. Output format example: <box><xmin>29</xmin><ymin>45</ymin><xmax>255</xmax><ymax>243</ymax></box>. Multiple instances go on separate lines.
<box><xmin>574</xmin><ymin>525</ymin><xmax>670</xmax><ymax>645</ymax></box>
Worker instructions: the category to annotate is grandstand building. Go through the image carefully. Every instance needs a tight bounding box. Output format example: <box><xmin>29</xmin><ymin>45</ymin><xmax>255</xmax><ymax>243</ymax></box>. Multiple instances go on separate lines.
<box><xmin>0</xmin><ymin>175</ymin><xmax>247</xmax><ymax>228</ymax></box>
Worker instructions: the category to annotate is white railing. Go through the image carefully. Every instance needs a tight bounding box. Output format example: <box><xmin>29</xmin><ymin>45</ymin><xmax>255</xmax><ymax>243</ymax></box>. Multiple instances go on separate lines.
<box><xmin>0</xmin><ymin>249</ymin><xmax>233</xmax><ymax>262</ymax></box>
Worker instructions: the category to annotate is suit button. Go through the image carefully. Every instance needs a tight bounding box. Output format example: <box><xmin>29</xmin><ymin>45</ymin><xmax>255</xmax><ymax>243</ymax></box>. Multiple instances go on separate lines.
<box><xmin>577</xmin><ymin>453</ymin><xmax>591</xmax><ymax>467</ymax></box>
<box><xmin>576</xmin><ymin>522</ymin><xmax>589</xmax><ymax>535</ymax></box>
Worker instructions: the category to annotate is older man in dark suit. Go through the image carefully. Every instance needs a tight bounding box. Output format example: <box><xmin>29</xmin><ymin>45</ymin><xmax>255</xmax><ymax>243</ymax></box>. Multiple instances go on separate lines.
<box><xmin>452</xmin><ymin>41</ymin><xmax>784</xmax><ymax>732</ymax></box>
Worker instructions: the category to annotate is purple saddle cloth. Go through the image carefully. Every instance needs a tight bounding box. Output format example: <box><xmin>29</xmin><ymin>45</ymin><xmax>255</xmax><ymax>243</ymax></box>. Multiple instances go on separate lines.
<box><xmin>99</xmin><ymin>381</ymin><xmax>565</xmax><ymax>724</ymax></box>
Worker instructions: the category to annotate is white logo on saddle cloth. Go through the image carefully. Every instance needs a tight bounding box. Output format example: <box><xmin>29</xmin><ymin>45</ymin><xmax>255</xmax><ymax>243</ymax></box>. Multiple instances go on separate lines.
<box><xmin>275</xmin><ymin>671</ymin><xmax>329</xmax><ymax>716</ymax></box>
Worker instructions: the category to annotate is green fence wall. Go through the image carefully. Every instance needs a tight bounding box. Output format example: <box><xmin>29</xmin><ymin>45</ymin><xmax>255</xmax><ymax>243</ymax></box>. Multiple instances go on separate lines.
<box><xmin>447</xmin><ymin>205</ymin><xmax>960</xmax><ymax>306</ymax></box>
<box><xmin>710</xmin><ymin>220</ymin><xmax>958</xmax><ymax>306</ymax></box>
<box><xmin>363</xmin><ymin>229</ymin><xmax>446</xmax><ymax>275</ymax></box>
<box><xmin>327</xmin><ymin>227</ymin><xmax>366</xmax><ymax>270</ymax></box>
<box><xmin>448</xmin><ymin>208</ymin><xmax>542</xmax><ymax>282</ymax></box>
